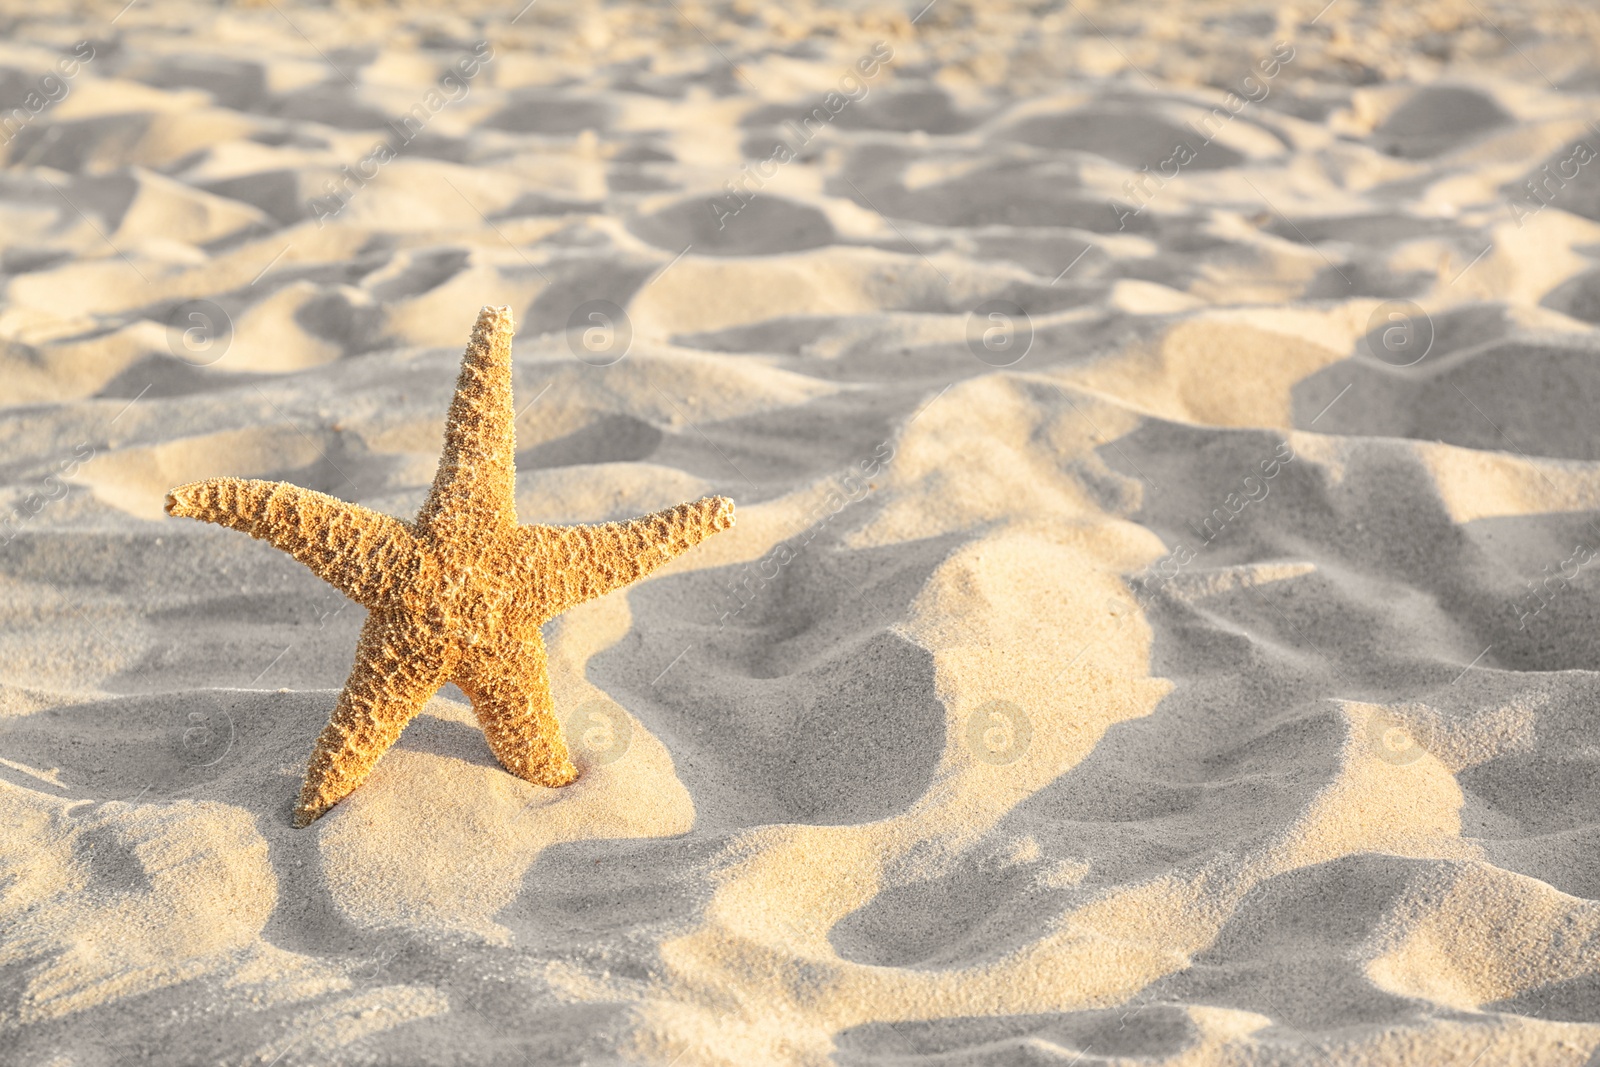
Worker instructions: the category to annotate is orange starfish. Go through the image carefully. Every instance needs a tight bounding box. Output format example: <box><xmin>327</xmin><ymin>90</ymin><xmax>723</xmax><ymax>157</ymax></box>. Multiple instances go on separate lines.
<box><xmin>166</xmin><ymin>306</ymin><xmax>735</xmax><ymax>826</ymax></box>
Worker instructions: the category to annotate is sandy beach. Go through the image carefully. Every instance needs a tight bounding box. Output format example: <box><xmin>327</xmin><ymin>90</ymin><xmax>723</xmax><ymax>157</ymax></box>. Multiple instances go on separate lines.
<box><xmin>4</xmin><ymin>0</ymin><xmax>1600</xmax><ymax>1063</ymax></box>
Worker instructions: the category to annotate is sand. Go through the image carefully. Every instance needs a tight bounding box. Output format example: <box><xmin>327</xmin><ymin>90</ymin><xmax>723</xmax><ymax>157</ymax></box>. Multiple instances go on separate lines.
<box><xmin>3</xmin><ymin>0</ymin><xmax>1600</xmax><ymax>1063</ymax></box>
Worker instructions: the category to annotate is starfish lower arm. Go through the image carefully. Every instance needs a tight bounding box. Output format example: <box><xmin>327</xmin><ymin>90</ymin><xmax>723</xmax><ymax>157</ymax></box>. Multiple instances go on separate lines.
<box><xmin>296</xmin><ymin>611</ymin><xmax>457</xmax><ymax>826</ymax></box>
<box><xmin>454</xmin><ymin>632</ymin><xmax>576</xmax><ymax>788</ymax></box>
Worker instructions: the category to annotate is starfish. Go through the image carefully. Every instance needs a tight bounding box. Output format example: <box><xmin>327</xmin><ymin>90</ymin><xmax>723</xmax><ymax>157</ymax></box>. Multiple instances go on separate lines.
<box><xmin>166</xmin><ymin>306</ymin><xmax>735</xmax><ymax>826</ymax></box>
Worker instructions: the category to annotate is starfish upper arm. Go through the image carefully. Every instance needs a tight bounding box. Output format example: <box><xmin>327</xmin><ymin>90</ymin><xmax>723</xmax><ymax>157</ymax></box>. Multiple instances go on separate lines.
<box><xmin>166</xmin><ymin>477</ymin><xmax>424</xmax><ymax>609</ymax></box>
<box><xmin>520</xmin><ymin>495</ymin><xmax>735</xmax><ymax>617</ymax></box>
<box><xmin>415</xmin><ymin>306</ymin><xmax>519</xmax><ymax>534</ymax></box>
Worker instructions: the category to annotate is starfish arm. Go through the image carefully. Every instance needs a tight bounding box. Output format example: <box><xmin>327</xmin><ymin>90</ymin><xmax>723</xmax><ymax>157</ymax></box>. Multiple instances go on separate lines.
<box><xmin>416</xmin><ymin>305</ymin><xmax>519</xmax><ymax>536</ymax></box>
<box><xmin>521</xmin><ymin>495</ymin><xmax>736</xmax><ymax>618</ymax></box>
<box><xmin>166</xmin><ymin>477</ymin><xmax>423</xmax><ymax>609</ymax></box>
<box><xmin>295</xmin><ymin>611</ymin><xmax>457</xmax><ymax>826</ymax></box>
<box><xmin>453</xmin><ymin>632</ymin><xmax>577</xmax><ymax>788</ymax></box>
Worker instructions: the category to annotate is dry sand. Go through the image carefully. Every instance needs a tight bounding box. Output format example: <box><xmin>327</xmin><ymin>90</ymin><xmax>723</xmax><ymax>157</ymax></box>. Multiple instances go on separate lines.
<box><xmin>4</xmin><ymin>0</ymin><xmax>1600</xmax><ymax>1063</ymax></box>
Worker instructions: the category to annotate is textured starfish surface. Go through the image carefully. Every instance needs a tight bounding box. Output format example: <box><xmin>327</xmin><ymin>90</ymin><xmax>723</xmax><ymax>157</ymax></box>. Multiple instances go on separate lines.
<box><xmin>166</xmin><ymin>306</ymin><xmax>735</xmax><ymax>826</ymax></box>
